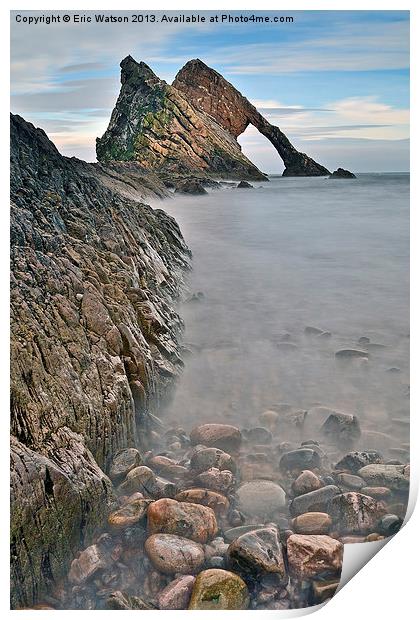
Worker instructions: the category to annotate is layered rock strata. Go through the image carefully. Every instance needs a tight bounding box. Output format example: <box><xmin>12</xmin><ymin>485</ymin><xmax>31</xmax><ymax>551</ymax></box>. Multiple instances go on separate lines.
<box><xmin>97</xmin><ymin>56</ymin><xmax>330</xmax><ymax>178</ymax></box>
<box><xmin>10</xmin><ymin>113</ymin><xmax>191</xmax><ymax>607</ymax></box>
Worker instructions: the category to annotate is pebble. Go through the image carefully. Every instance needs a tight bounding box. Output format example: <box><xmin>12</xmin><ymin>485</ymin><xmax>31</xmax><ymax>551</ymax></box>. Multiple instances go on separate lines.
<box><xmin>190</xmin><ymin>447</ymin><xmax>236</xmax><ymax>473</ymax></box>
<box><xmin>145</xmin><ymin>534</ymin><xmax>204</xmax><ymax>574</ymax></box>
<box><xmin>188</xmin><ymin>569</ymin><xmax>249</xmax><ymax>610</ymax></box>
<box><xmin>289</xmin><ymin>485</ymin><xmax>340</xmax><ymax>517</ymax></box>
<box><xmin>227</xmin><ymin>527</ymin><xmax>286</xmax><ymax>580</ymax></box>
<box><xmin>108</xmin><ymin>498</ymin><xmax>152</xmax><ymax>530</ymax></box>
<box><xmin>190</xmin><ymin>424</ymin><xmax>242</xmax><ymax>451</ymax></box>
<box><xmin>377</xmin><ymin>514</ymin><xmax>403</xmax><ymax>537</ymax></box>
<box><xmin>68</xmin><ymin>545</ymin><xmax>107</xmax><ymax>585</ymax></box>
<box><xmin>357</xmin><ymin>464</ymin><xmax>409</xmax><ymax>491</ymax></box>
<box><xmin>286</xmin><ymin>534</ymin><xmax>343</xmax><ymax>579</ymax></box>
<box><xmin>109</xmin><ymin>448</ymin><xmax>142</xmax><ymax>484</ymax></box>
<box><xmin>259</xmin><ymin>410</ymin><xmax>279</xmax><ymax>430</ymax></box>
<box><xmin>321</xmin><ymin>412</ymin><xmax>361</xmax><ymax>444</ymax></box>
<box><xmin>224</xmin><ymin>524</ymin><xmax>266</xmax><ymax>543</ymax></box>
<box><xmin>329</xmin><ymin>492</ymin><xmax>386</xmax><ymax>533</ymax></box>
<box><xmin>147</xmin><ymin>498</ymin><xmax>218</xmax><ymax>543</ymax></box>
<box><xmin>360</xmin><ymin>486</ymin><xmax>391</xmax><ymax>500</ymax></box>
<box><xmin>335</xmin><ymin>349</ymin><xmax>369</xmax><ymax>359</ymax></box>
<box><xmin>157</xmin><ymin>575</ymin><xmax>195</xmax><ymax>610</ymax></box>
<box><xmin>236</xmin><ymin>480</ymin><xmax>286</xmax><ymax>517</ymax></box>
<box><xmin>279</xmin><ymin>448</ymin><xmax>321</xmax><ymax>472</ymax></box>
<box><xmin>147</xmin><ymin>455</ymin><xmax>188</xmax><ymax>480</ymax></box>
<box><xmin>291</xmin><ymin>470</ymin><xmax>323</xmax><ymax>496</ymax></box>
<box><xmin>196</xmin><ymin>468</ymin><xmax>235</xmax><ymax>493</ymax></box>
<box><xmin>244</xmin><ymin>427</ymin><xmax>272</xmax><ymax>444</ymax></box>
<box><xmin>291</xmin><ymin>512</ymin><xmax>332</xmax><ymax>535</ymax></box>
<box><xmin>118</xmin><ymin>465</ymin><xmax>156</xmax><ymax>495</ymax></box>
<box><xmin>336</xmin><ymin>473</ymin><xmax>364</xmax><ymax>490</ymax></box>
<box><xmin>175</xmin><ymin>488</ymin><xmax>230</xmax><ymax>516</ymax></box>
<box><xmin>335</xmin><ymin>450</ymin><xmax>384</xmax><ymax>472</ymax></box>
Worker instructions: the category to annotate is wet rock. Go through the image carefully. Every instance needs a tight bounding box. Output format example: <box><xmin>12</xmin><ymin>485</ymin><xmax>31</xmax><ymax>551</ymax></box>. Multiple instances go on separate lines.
<box><xmin>147</xmin><ymin>498</ymin><xmax>218</xmax><ymax>543</ymax></box>
<box><xmin>175</xmin><ymin>489</ymin><xmax>229</xmax><ymax>516</ymax></box>
<box><xmin>311</xmin><ymin>580</ymin><xmax>340</xmax><ymax>604</ymax></box>
<box><xmin>109</xmin><ymin>448</ymin><xmax>142</xmax><ymax>484</ymax></box>
<box><xmin>224</xmin><ymin>524</ymin><xmax>266</xmax><ymax>543</ymax></box>
<box><xmin>208</xmin><ymin>556</ymin><xmax>225</xmax><ymax>569</ymax></box>
<box><xmin>145</xmin><ymin>534</ymin><xmax>205</xmax><ymax>575</ymax></box>
<box><xmin>190</xmin><ymin>447</ymin><xmax>236</xmax><ymax>474</ymax></box>
<box><xmin>321</xmin><ymin>412</ymin><xmax>361</xmax><ymax>445</ymax></box>
<box><xmin>292</xmin><ymin>470</ymin><xmax>323</xmax><ymax>496</ymax></box>
<box><xmin>377</xmin><ymin>514</ymin><xmax>403</xmax><ymax>537</ymax></box>
<box><xmin>106</xmin><ymin>591</ymin><xmax>154</xmax><ymax>610</ymax></box>
<box><xmin>68</xmin><ymin>545</ymin><xmax>108</xmax><ymax>585</ymax></box>
<box><xmin>329</xmin><ymin>168</ymin><xmax>356</xmax><ymax>179</ymax></box>
<box><xmin>244</xmin><ymin>427</ymin><xmax>272</xmax><ymax>444</ymax></box>
<box><xmin>335</xmin><ymin>348</ymin><xmax>368</xmax><ymax>359</ymax></box>
<box><xmin>286</xmin><ymin>535</ymin><xmax>343</xmax><ymax>579</ymax></box>
<box><xmin>108</xmin><ymin>498</ymin><xmax>152</xmax><ymax>530</ymax></box>
<box><xmin>330</xmin><ymin>492</ymin><xmax>386</xmax><ymax>533</ymax></box>
<box><xmin>289</xmin><ymin>485</ymin><xmax>340</xmax><ymax>517</ymax></box>
<box><xmin>304</xmin><ymin>326</ymin><xmax>324</xmax><ymax>336</ymax></box>
<box><xmin>360</xmin><ymin>486</ymin><xmax>391</xmax><ymax>500</ymax></box>
<box><xmin>118</xmin><ymin>465</ymin><xmax>156</xmax><ymax>495</ymax></box>
<box><xmin>196</xmin><ymin>468</ymin><xmax>235</xmax><ymax>493</ymax></box>
<box><xmin>175</xmin><ymin>179</ymin><xmax>207</xmax><ymax>195</ymax></box>
<box><xmin>357</xmin><ymin>464</ymin><xmax>409</xmax><ymax>491</ymax></box>
<box><xmin>157</xmin><ymin>575</ymin><xmax>195</xmax><ymax>609</ymax></box>
<box><xmin>336</xmin><ymin>473</ymin><xmax>364</xmax><ymax>490</ymax></box>
<box><xmin>236</xmin><ymin>480</ymin><xmax>286</xmax><ymax>517</ymax></box>
<box><xmin>335</xmin><ymin>450</ymin><xmax>383</xmax><ymax>473</ymax></box>
<box><xmin>147</xmin><ymin>455</ymin><xmax>188</xmax><ymax>480</ymax></box>
<box><xmin>279</xmin><ymin>448</ymin><xmax>321</xmax><ymax>472</ymax></box>
<box><xmin>228</xmin><ymin>527</ymin><xmax>286</xmax><ymax>580</ymax></box>
<box><xmin>237</xmin><ymin>180</ymin><xmax>253</xmax><ymax>189</ymax></box>
<box><xmin>190</xmin><ymin>424</ymin><xmax>242</xmax><ymax>451</ymax></box>
<box><xmin>259</xmin><ymin>410</ymin><xmax>280</xmax><ymax>430</ymax></box>
<box><xmin>188</xmin><ymin>569</ymin><xmax>249</xmax><ymax>610</ymax></box>
<box><xmin>291</xmin><ymin>512</ymin><xmax>332</xmax><ymax>535</ymax></box>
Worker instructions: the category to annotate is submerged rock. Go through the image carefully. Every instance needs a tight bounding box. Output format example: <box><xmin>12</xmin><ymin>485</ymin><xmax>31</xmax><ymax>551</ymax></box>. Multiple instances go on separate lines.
<box><xmin>329</xmin><ymin>168</ymin><xmax>356</xmax><ymax>179</ymax></box>
<box><xmin>188</xmin><ymin>569</ymin><xmax>249</xmax><ymax>610</ymax></box>
<box><xmin>236</xmin><ymin>480</ymin><xmax>286</xmax><ymax>517</ymax></box>
<box><xmin>175</xmin><ymin>179</ymin><xmax>207</xmax><ymax>195</ymax></box>
<box><xmin>109</xmin><ymin>448</ymin><xmax>143</xmax><ymax>484</ymax></box>
<box><xmin>335</xmin><ymin>451</ymin><xmax>384</xmax><ymax>473</ymax></box>
<box><xmin>286</xmin><ymin>534</ymin><xmax>343</xmax><ymax>579</ymax></box>
<box><xmin>292</xmin><ymin>470</ymin><xmax>323</xmax><ymax>496</ymax></box>
<box><xmin>145</xmin><ymin>534</ymin><xmax>204</xmax><ymax>574</ymax></box>
<box><xmin>289</xmin><ymin>485</ymin><xmax>340</xmax><ymax>517</ymax></box>
<box><xmin>279</xmin><ymin>448</ymin><xmax>321</xmax><ymax>472</ymax></box>
<box><xmin>329</xmin><ymin>492</ymin><xmax>386</xmax><ymax>533</ymax></box>
<box><xmin>335</xmin><ymin>348</ymin><xmax>368</xmax><ymax>359</ymax></box>
<box><xmin>68</xmin><ymin>545</ymin><xmax>108</xmax><ymax>585</ymax></box>
<box><xmin>175</xmin><ymin>488</ymin><xmax>230</xmax><ymax>516</ymax></box>
<box><xmin>357</xmin><ymin>464</ymin><xmax>409</xmax><ymax>491</ymax></box>
<box><xmin>291</xmin><ymin>512</ymin><xmax>332</xmax><ymax>535</ymax></box>
<box><xmin>190</xmin><ymin>424</ymin><xmax>242</xmax><ymax>451</ymax></box>
<box><xmin>147</xmin><ymin>498</ymin><xmax>218</xmax><ymax>543</ymax></box>
<box><xmin>157</xmin><ymin>575</ymin><xmax>196</xmax><ymax>610</ymax></box>
<box><xmin>237</xmin><ymin>180</ymin><xmax>253</xmax><ymax>188</ymax></box>
<box><xmin>227</xmin><ymin>527</ymin><xmax>286</xmax><ymax>580</ymax></box>
<box><xmin>321</xmin><ymin>412</ymin><xmax>361</xmax><ymax>445</ymax></box>
<box><xmin>190</xmin><ymin>447</ymin><xmax>236</xmax><ymax>474</ymax></box>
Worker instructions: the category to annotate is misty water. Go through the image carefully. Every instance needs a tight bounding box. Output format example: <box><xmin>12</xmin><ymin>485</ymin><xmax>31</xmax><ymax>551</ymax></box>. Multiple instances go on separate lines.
<box><xmin>158</xmin><ymin>174</ymin><xmax>409</xmax><ymax>452</ymax></box>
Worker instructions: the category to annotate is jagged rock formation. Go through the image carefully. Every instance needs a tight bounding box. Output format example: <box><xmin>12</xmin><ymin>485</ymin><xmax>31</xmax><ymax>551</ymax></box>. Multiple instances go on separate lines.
<box><xmin>173</xmin><ymin>59</ymin><xmax>330</xmax><ymax>177</ymax></box>
<box><xmin>97</xmin><ymin>56</ymin><xmax>330</xmax><ymax>178</ymax></box>
<box><xmin>96</xmin><ymin>56</ymin><xmax>265</xmax><ymax>181</ymax></box>
<box><xmin>10</xmin><ymin>114</ymin><xmax>191</xmax><ymax>607</ymax></box>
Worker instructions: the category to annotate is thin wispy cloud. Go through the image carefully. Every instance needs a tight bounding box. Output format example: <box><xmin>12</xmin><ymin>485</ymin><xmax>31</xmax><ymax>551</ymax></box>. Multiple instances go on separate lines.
<box><xmin>10</xmin><ymin>10</ymin><xmax>409</xmax><ymax>169</ymax></box>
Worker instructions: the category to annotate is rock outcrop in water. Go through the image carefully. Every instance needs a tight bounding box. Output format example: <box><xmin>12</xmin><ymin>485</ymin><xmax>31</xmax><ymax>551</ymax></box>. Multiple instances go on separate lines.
<box><xmin>10</xmin><ymin>113</ymin><xmax>191</xmax><ymax>607</ymax></box>
<box><xmin>97</xmin><ymin>56</ymin><xmax>330</xmax><ymax>178</ymax></box>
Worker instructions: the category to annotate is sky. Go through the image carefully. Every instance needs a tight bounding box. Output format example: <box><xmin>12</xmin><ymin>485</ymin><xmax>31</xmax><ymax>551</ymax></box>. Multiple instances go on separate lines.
<box><xmin>10</xmin><ymin>10</ymin><xmax>409</xmax><ymax>172</ymax></box>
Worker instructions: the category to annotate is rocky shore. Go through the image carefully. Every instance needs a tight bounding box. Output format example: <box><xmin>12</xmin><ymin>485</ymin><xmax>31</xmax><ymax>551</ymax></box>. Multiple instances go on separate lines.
<box><xmin>10</xmin><ymin>113</ymin><xmax>191</xmax><ymax>607</ymax></box>
<box><xmin>27</xmin><ymin>411</ymin><xmax>408</xmax><ymax>610</ymax></box>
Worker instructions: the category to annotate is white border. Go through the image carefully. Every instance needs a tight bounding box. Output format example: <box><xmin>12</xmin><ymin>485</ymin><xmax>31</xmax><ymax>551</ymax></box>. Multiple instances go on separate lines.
<box><xmin>2</xmin><ymin>1</ymin><xmax>417</xmax><ymax>618</ymax></box>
